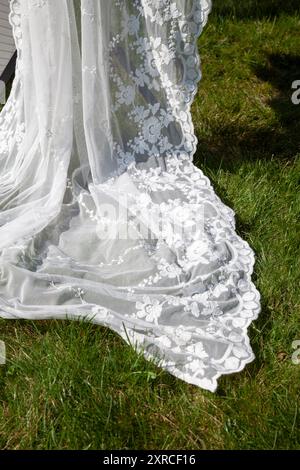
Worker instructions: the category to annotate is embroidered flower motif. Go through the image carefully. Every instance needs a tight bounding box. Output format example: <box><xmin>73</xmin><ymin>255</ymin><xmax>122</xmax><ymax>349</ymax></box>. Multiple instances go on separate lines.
<box><xmin>185</xmin><ymin>358</ymin><xmax>206</xmax><ymax>376</ymax></box>
<box><xmin>142</xmin><ymin>116</ymin><xmax>162</xmax><ymax>144</ymax></box>
<box><xmin>201</xmin><ymin>301</ymin><xmax>223</xmax><ymax>317</ymax></box>
<box><xmin>106</xmin><ymin>0</ymin><xmax>211</xmax><ymax>169</ymax></box>
<box><xmin>136</xmin><ymin>296</ymin><xmax>163</xmax><ymax>324</ymax></box>
<box><xmin>141</xmin><ymin>0</ymin><xmax>181</xmax><ymax>26</ymax></box>
<box><xmin>159</xmin><ymin>44</ymin><xmax>175</xmax><ymax>65</ymax></box>
<box><xmin>186</xmin><ymin>342</ymin><xmax>209</xmax><ymax>359</ymax></box>
<box><xmin>157</xmin><ymin>259</ymin><xmax>182</xmax><ymax>279</ymax></box>
<box><xmin>174</xmin><ymin>326</ymin><xmax>192</xmax><ymax>343</ymax></box>
<box><xmin>116</xmin><ymin>85</ymin><xmax>136</xmax><ymax>106</ymax></box>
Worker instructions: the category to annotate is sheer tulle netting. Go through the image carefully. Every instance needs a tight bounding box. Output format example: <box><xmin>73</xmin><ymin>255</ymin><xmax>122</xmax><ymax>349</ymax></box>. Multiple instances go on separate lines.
<box><xmin>0</xmin><ymin>0</ymin><xmax>261</xmax><ymax>392</ymax></box>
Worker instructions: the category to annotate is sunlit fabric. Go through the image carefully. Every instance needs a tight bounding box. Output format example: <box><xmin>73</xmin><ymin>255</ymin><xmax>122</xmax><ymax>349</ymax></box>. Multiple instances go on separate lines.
<box><xmin>0</xmin><ymin>0</ymin><xmax>260</xmax><ymax>392</ymax></box>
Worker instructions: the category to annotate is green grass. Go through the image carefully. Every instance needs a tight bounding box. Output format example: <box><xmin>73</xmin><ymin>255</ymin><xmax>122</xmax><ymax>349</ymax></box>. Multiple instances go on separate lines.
<box><xmin>0</xmin><ymin>0</ymin><xmax>299</xmax><ymax>450</ymax></box>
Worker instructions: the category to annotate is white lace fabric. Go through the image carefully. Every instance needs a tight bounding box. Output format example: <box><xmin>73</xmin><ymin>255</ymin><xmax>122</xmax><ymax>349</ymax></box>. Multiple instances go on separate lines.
<box><xmin>0</xmin><ymin>0</ymin><xmax>261</xmax><ymax>392</ymax></box>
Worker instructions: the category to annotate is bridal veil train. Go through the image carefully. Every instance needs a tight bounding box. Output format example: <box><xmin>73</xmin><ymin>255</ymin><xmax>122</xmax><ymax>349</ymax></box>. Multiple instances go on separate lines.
<box><xmin>0</xmin><ymin>0</ymin><xmax>261</xmax><ymax>392</ymax></box>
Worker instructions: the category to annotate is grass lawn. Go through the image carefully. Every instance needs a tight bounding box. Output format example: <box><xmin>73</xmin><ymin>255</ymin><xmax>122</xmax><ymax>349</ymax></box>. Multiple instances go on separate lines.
<box><xmin>0</xmin><ymin>0</ymin><xmax>299</xmax><ymax>450</ymax></box>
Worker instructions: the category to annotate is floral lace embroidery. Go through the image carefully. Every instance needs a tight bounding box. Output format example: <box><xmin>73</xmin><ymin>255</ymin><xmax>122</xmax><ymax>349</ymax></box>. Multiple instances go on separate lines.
<box><xmin>0</xmin><ymin>1</ymin><xmax>261</xmax><ymax>393</ymax></box>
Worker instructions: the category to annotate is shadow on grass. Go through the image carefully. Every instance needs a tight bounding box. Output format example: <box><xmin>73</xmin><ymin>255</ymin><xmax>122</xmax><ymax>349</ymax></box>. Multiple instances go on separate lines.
<box><xmin>254</xmin><ymin>52</ymin><xmax>300</xmax><ymax>126</ymax></box>
<box><xmin>212</xmin><ymin>0</ymin><xmax>300</xmax><ymax>20</ymax></box>
<box><xmin>195</xmin><ymin>52</ymin><xmax>300</xmax><ymax>174</ymax></box>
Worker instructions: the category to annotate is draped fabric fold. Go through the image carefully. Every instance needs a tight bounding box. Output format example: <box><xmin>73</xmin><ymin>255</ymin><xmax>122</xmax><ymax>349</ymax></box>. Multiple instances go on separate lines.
<box><xmin>0</xmin><ymin>0</ymin><xmax>261</xmax><ymax>392</ymax></box>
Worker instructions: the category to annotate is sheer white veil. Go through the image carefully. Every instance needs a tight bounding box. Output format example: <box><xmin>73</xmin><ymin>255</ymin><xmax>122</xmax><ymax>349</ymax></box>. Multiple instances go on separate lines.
<box><xmin>0</xmin><ymin>0</ymin><xmax>260</xmax><ymax>392</ymax></box>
